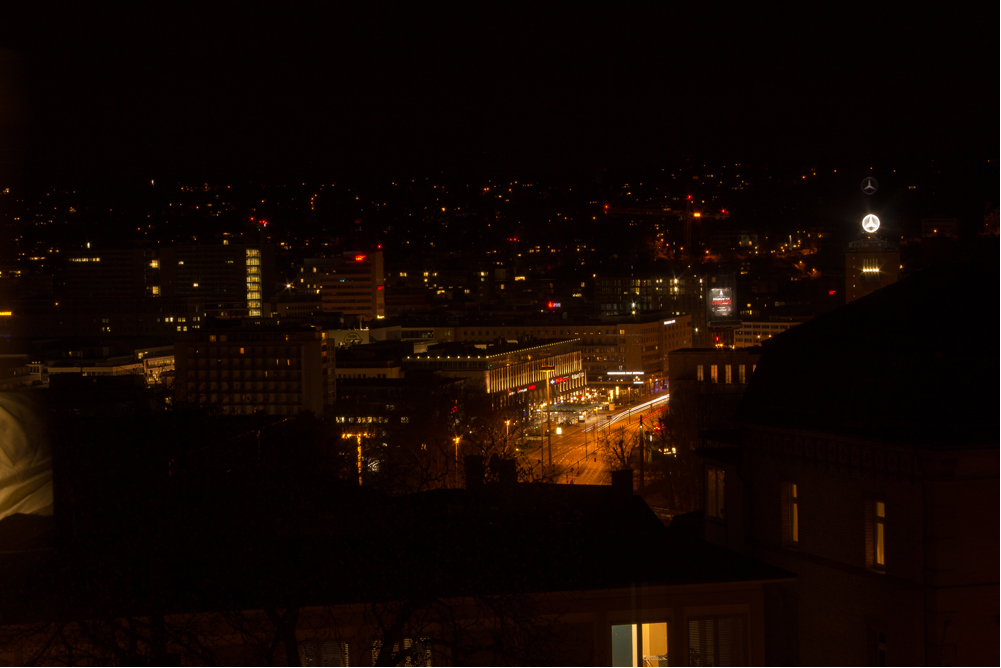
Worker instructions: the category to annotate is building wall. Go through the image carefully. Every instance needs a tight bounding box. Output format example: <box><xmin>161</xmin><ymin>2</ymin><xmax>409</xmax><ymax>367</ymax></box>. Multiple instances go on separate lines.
<box><xmin>406</xmin><ymin>340</ymin><xmax>584</xmax><ymax>408</ymax></box>
<box><xmin>160</xmin><ymin>244</ymin><xmax>274</xmax><ymax>315</ymax></box>
<box><xmin>733</xmin><ymin>319</ymin><xmax>807</xmax><ymax>348</ymax></box>
<box><xmin>452</xmin><ymin>316</ymin><xmax>691</xmax><ymax>393</ymax></box>
<box><xmin>845</xmin><ymin>245</ymin><xmax>900</xmax><ymax>304</ymax></box>
<box><xmin>668</xmin><ymin>348</ymin><xmax>761</xmax><ymax>386</ymax></box>
<box><xmin>729</xmin><ymin>426</ymin><xmax>1000</xmax><ymax>666</ymax></box>
<box><xmin>318</xmin><ymin>251</ymin><xmax>385</xmax><ymax>321</ymax></box>
<box><xmin>65</xmin><ymin>248</ymin><xmax>150</xmax><ymax>300</ymax></box>
<box><xmin>174</xmin><ymin>328</ymin><xmax>332</xmax><ymax>415</ymax></box>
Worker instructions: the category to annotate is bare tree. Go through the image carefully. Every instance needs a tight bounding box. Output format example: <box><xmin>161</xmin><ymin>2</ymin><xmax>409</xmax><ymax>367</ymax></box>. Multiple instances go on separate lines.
<box><xmin>597</xmin><ymin>425</ymin><xmax>636</xmax><ymax>471</ymax></box>
<box><xmin>643</xmin><ymin>410</ymin><xmax>704</xmax><ymax>513</ymax></box>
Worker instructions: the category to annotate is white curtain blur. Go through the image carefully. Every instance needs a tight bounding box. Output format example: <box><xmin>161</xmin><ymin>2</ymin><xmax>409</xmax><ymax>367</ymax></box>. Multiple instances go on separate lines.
<box><xmin>0</xmin><ymin>393</ymin><xmax>53</xmax><ymax>519</ymax></box>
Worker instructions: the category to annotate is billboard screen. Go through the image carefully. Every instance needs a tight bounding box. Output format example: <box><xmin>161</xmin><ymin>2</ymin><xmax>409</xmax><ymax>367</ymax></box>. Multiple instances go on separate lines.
<box><xmin>708</xmin><ymin>287</ymin><xmax>734</xmax><ymax>320</ymax></box>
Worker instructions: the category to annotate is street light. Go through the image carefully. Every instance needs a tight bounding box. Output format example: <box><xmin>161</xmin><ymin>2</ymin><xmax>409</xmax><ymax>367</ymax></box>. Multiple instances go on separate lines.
<box><xmin>342</xmin><ymin>432</ymin><xmax>368</xmax><ymax>486</ymax></box>
<box><xmin>504</xmin><ymin>419</ymin><xmax>511</xmax><ymax>455</ymax></box>
<box><xmin>454</xmin><ymin>436</ymin><xmax>461</xmax><ymax>488</ymax></box>
<box><xmin>540</xmin><ymin>366</ymin><xmax>555</xmax><ymax>475</ymax></box>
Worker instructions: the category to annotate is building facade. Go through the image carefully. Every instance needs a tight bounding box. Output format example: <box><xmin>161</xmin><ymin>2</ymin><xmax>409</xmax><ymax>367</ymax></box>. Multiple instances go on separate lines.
<box><xmin>293</xmin><ymin>252</ymin><xmax>385</xmax><ymax>322</ymax></box>
<box><xmin>406</xmin><ymin>339</ymin><xmax>584</xmax><ymax>409</ymax></box>
<box><xmin>713</xmin><ymin>260</ymin><xmax>999</xmax><ymax>665</ymax></box>
<box><xmin>159</xmin><ymin>244</ymin><xmax>275</xmax><ymax>317</ymax></box>
<box><xmin>845</xmin><ymin>235</ymin><xmax>899</xmax><ymax>304</ymax></box>
<box><xmin>450</xmin><ymin>315</ymin><xmax>692</xmax><ymax>398</ymax></box>
<box><xmin>174</xmin><ymin>325</ymin><xmax>333</xmax><ymax>415</ymax></box>
<box><xmin>733</xmin><ymin>317</ymin><xmax>809</xmax><ymax>348</ymax></box>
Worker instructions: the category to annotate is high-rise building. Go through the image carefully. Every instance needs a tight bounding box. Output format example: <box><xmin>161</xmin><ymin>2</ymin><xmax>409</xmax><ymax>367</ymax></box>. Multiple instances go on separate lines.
<box><xmin>296</xmin><ymin>251</ymin><xmax>384</xmax><ymax>322</ymax></box>
<box><xmin>65</xmin><ymin>248</ymin><xmax>155</xmax><ymax>299</ymax></box>
<box><xmin>174</xmin><ymin>324</ymin><xmax>333</xmax><ymax>416</ymax></box>
<box><xmin>159</xmin><ymin>243</ymin><xmax>275</xmax><ymax>316</ymax></box>
<box><xmin>845</xmin><ymin>235</ymin><xmax>899</xmax><ymax>303</ymax></box>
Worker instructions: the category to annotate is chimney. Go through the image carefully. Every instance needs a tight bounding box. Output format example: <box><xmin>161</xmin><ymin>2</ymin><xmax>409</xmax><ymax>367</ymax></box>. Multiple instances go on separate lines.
<box><xmin>610</xmin><ymin>469</ymin><xmax>634</xmax><ymax>496</ymax></box>
<box><xmin>464</xmin><ymin>455</ymin><xmax>485</xmax><ymax>491</ymax></box>
<box><xmin>496</xmin><ymin>458</ymin><xmax>517</xmax><ymax>487</ymax></box>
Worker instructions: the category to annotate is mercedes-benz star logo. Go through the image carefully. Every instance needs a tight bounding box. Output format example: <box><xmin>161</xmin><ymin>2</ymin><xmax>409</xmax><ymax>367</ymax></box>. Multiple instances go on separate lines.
<box><xmin>861</xmin><ymin>177</ymin><xmax>878</xmax><ymax>195</ymax></box>
<box><xmin>862</xmin><ymin>214</ymin><xmax>880</xmax><ymax>234</ymax></box>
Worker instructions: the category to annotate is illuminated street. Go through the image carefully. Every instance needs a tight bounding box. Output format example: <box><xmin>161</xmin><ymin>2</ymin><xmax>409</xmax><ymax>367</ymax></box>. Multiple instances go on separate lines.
<box><xmin>519</xmin><ymin>393</ymin><xmax>670</xmax><ymax>484</ymax></box>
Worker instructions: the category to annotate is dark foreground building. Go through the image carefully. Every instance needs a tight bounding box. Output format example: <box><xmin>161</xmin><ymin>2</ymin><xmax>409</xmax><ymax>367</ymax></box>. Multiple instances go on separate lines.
<box><xmin>703</xmin><ymin>254</ymin><xmax>1000</xmax><ymax>665</ymax></box>
<box><xmin>0</xmin><ymin>396</ymin><xmax>796</xmax><ymax>667</ymax></box>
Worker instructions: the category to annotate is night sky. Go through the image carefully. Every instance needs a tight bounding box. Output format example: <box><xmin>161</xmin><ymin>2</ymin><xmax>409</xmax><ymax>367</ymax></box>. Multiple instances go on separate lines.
<box><xmin>1</xmin><ymin>5</ymin><xmax>997</xmax><ymax>185</ymax></box>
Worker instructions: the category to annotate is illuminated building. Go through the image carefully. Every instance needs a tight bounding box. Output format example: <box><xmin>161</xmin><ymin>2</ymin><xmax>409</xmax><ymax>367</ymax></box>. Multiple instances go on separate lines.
<box><xmin>450</xmin><ymin>315</ymin><xmax>692</xmax><ymax>397</ymax></box>
<box><xmin>733</xmin><ymin>317</ymin><xmax>809</xmax><ymax>348</ymax></box>
<box><xmin>159</xmin><ymin>243</ymin><xmax>275</xmax><ymax>317</ymax></box>
<box><xmin>296</xmin><ymin>251</ymin><xmax>384</xmax><ymax>322</ymax></box>
<box><xmin>845</xmin><ymin>235</ymin><xmax>899</xmax><ymax>304</ymax></box>
<box><xmin>174</xmin><ymin>324</ymin><xmax>333</xmax><ymax>415</ymax></box>
<box><xmin>406</xmin><ymin>339</ymin><xmax>583</xmax><ymax>409</ymax></box>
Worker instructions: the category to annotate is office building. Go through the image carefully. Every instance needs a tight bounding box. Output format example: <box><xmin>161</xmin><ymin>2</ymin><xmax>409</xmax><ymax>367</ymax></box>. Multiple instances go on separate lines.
<box><xmin>174</xmin><ymin>324</ymin><xmax>333</xmax><ymax>415</ymax></box>
<box><xmin>159</xmin><ymin>243</ymin><xmax>275</xmax><ymax>316</ymax></box>
<box><xmin>845</xmin><ymin>236</ymin><xmax>899</xmax><ymax>304</ymax></box>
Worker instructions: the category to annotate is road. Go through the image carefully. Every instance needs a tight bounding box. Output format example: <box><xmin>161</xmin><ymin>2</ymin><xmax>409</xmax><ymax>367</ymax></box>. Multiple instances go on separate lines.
<box><xmin>517</xmin><ymin>393</ymin><xmax>669</xmax><ymax>485</ymax></box>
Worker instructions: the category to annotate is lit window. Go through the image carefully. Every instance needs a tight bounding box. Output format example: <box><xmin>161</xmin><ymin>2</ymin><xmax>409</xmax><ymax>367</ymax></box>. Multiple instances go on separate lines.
<box><xmin>725</xmin><ymin>364</ymin><xmax>732</xmax><ymax>383</ymax></box>
<box><xmin>874</xmin><ymin>501</ymin><xmax>886</xmax><ymax>569</ymax></box>
<box><xmin>739</xmin><ymin>364</ymin><xmax>746</xmax><ymax>383</ymax></box>
<box><xmin>611</xmin><ymin>622</ymin><xmax>668</xmax><ymax>667</ymax></box>
<box><xmin>710</xmin><ymin>365</ymin><xmax>718</xmax><ymax>383</ymax></box>
<box><xmin>697</xmin><ymin>364</ymin><xmax>704</xmax><ymax>381</ymax></box>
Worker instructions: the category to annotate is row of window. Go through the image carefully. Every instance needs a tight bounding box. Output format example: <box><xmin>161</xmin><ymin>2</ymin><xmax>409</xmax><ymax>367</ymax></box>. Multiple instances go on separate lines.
<box><xmin>780</xmin><ymin>482</ymin><xmax>885</xmax><ymax>570</ymax></box>
<box><xmin>696</xmin><ymin>364</ymin><xmax>751</xmax><ymax>383</ymax></box>
<box><xmin>706</xmin><ymin>468</ymin><xmax>887</xmax><ymax>571</ymax></box>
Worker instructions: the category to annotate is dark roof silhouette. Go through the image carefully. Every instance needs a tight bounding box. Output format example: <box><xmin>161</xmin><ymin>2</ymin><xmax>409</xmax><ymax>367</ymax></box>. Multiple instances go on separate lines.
<box><xmin>0</xmin><ymin>479</ymin><xmax>790</xmax><ymax>623</ymax></box>
<box><xmin>737</xmin><ymin>255</ymin><xmax>1000</xmax><ymax>448</ymax></box>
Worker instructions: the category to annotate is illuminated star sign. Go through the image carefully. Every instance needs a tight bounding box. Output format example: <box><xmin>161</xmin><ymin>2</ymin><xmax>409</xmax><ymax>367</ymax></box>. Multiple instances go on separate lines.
<box><xmin>862</xmin><ymin>214</ymin><xmax>880</xmax><ymax>234</ymax></box>
<box><xmin>861</xmin><ymin>177</ymin><xmax>878</xmax><ymax>195</ymax></box>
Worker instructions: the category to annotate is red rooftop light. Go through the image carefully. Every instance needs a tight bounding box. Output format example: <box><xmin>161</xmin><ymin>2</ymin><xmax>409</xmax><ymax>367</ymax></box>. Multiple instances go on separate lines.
<box><xmin>354</xmin><ymin>254</ymin><xmax>366</xmax><ymax>261</ymax></box>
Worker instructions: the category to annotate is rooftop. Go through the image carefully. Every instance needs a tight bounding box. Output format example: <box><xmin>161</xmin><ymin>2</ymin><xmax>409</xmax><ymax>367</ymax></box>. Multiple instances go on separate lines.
<box><xmin>737</xmin><ymin>255</ymin><xmax>999</xmax><ymax>448</ymax></box>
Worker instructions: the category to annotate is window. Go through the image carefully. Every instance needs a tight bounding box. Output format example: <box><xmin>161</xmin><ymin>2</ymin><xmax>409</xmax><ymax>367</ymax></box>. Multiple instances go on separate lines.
<box><xmin>611</xmin><ymin>622</ymin><xmax>668</xmax><ymax>667</ymax></box>
<box><xmin>738</xmin><ymin>364</ymin><xmax>746</xmax><ymax>383</ymax></box>
<box><xmin>782</xmin><ymin>482</ymin><xmax>799</xmax><ymax>545</ymax></box>
<box><xmin>710</xmin><ymin>365</ymin><xmax>718</xmax><ymax>383</ymax></box>
<box><xmin>874</xmin><ymin>501</ymin><xmax>885</xmax><ymax>568</ymax></box>
<box><xmin>302</xmin><ymin>640</ymin><xmax>348</xmax><ymax>666</ymax></box>
<box><xmin>689</xmin><ymin>615</ymin><xmax>747</xmax><ymax>666</ymax></box>
<box><xmin>371</xmin><ymin>637</ymin><xmax>430</xmax><ymax>667</ymax></box>
<box><xmin>725</xmin><ymin>364</ymin><xmax>732</xmax><ymax>383</ymax></box>
<box><xmin>707</xmin><ymin>466</ymin><xmax>725</xmax><ymax>520</ymax></box>
<box><xmin>696</xmin><ymin>364</ymin><xmax>704</xmax><ymax>381</ymax></box>
<box><xmin>866</xmin><ymin>499</ymin><xmax>886</xmax><ymax>570</ymax></box>
<box><xmin>866</xmin><ymin>626</ymin><xmax>887</xmax><ymax>666</ymax></box>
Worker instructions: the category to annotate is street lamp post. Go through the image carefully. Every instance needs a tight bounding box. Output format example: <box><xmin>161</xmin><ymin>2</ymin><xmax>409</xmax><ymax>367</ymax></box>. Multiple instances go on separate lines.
<box><xmin>540</xmin><ymin>366</ymin><xmax>555</xmax><ymax>476</ymax></box>
<box><xmin>454</xmin><ymin>436</ymin><xmax>461</xmax><ymax>488</ymax></box>
<box><xmin>342</xmin><ymin>432</ymin><xmax>368</xmax><ymax>486</ymax></box>
<box><xmin>504</xmin><ymin>419</ymin><xmax>510</xmax><ymax>455</ymax></box>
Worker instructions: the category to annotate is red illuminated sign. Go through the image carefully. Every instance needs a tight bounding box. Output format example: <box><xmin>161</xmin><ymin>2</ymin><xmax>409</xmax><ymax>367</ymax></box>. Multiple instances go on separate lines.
<box><xmin>354</xmin><ymin>254</ymin><xmax>367</xmax><ymax>262</ymax></box>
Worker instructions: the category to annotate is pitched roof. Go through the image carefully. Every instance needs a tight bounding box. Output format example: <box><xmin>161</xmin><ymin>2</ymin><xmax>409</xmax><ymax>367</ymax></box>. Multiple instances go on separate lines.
<box><xmin>737</xmin><ymin>254</ymin><xmax>999</xmax><ymax>448</ymax></box>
